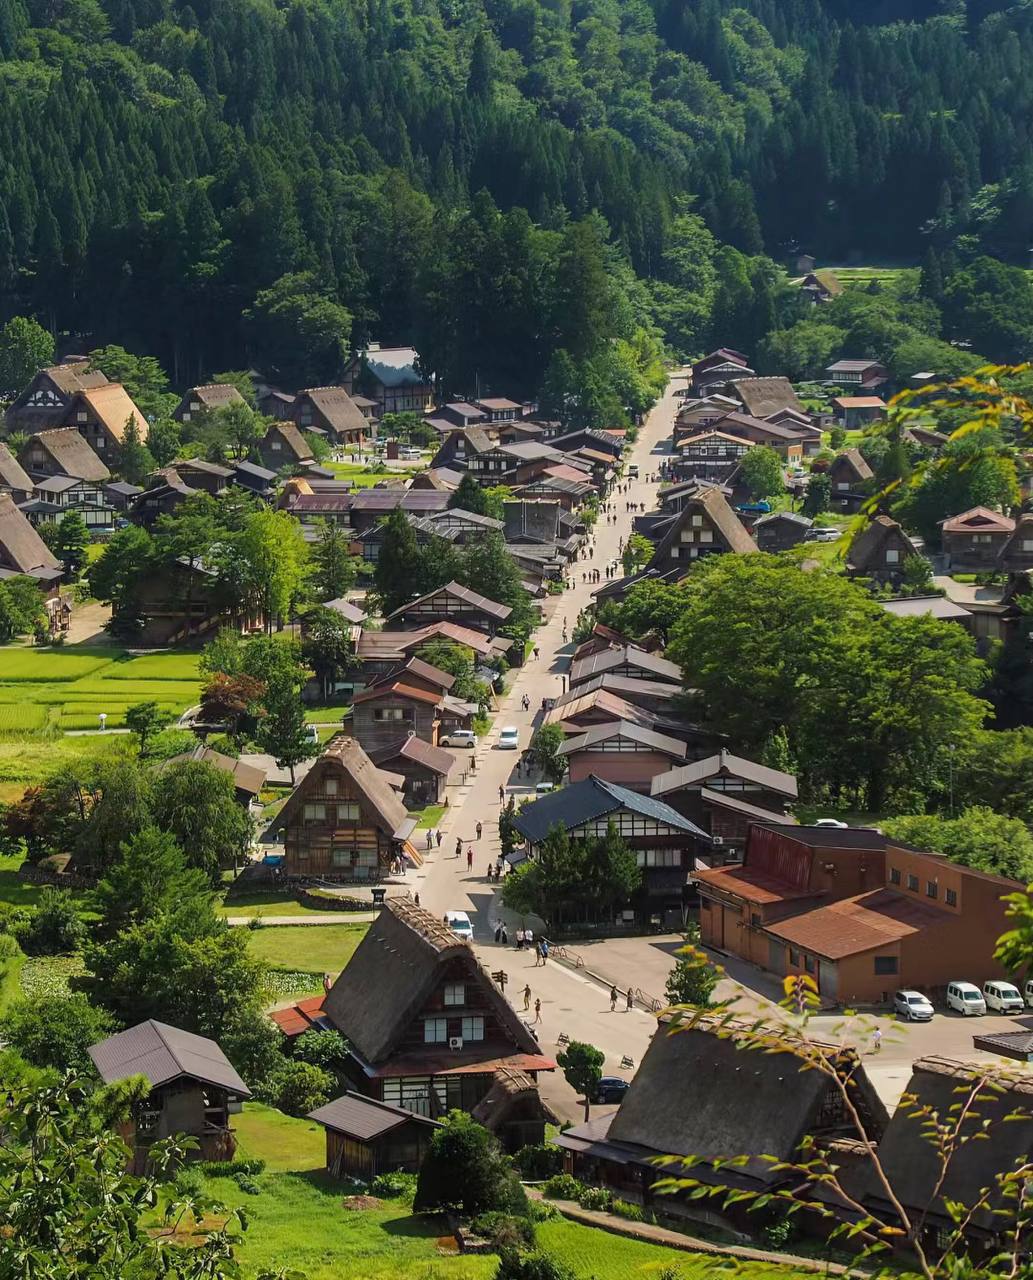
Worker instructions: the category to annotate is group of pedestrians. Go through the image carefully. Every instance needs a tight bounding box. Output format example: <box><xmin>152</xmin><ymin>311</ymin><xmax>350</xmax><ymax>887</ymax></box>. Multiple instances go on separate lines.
<box><xmin>521</xmin><ymin>984</ymin><xmax>542</xmax><ymax>1023</ymax></box>
<box><xmin>610</xmin><ymin>984</ymin><xmax>635</xmax><ymax>1012</ymax></box>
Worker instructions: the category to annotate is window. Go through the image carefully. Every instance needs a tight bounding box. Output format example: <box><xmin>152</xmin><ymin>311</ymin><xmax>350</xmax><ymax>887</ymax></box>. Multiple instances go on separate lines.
<box><xmin>635</xmin><ymin>849</ymin><xmax>680</xmax><ymax>868</ymax></box>
<box><xmin>331</xmin><ymin>848</ymin><xmax>353</xmax><ymax>868</ymax></box>
<box><xmin>945</xmin><ymin>888</ymin><xmax>957</xmax><ymax>907</ymax></box>
<box><xmin>303</xmin><ymin>803</ymin><xmax>326</xmax><ymax>821</ymax></box>
<box><xmin>461</xmin><ymin>1016</ymin><xmax>484</xmax><ymax>1041</ymax></box>
<box><xmin>885</xmin><ymin>549</ymin><xmax>899</xmax><ymax>564</ymax></box>
<box><xmin>423</xmin><ymin>1018</ymin><xmax>447</xmax><ymax>1044</ymax></box>
<box><xmin>874</xmin><ymin>955</ymin><xmax>898</xmax><ymax>975</ymax></box>
<box><xmin>181</xmin><ymin>411</ymin><xmax>191</xmax><ymax>422</ymax></box>
<box><xmin>324</xmin><ymin>778</ymin><xmax>338</xmax><ymax>796</ymax></box>
<box><xmin>837</xmin><ymin>481</ymin><xmax>848</xmax><ymax>490</ymax></box>
<box><xmin>926</xmin><ymin>881</ymin><xmax>938</xmax><ymax>899</ymax></box>
<box><xmin>907</xmin><ymin>874</ymin><xmax>919</xmax><ymax>891</ymax></box>
<box><xmin>691</xmin><ymin>514</ymin><xmax>703</xmax><ymax>527</ymax></box>
<box><xmin>338</xmin><ymin>802</ymin><xmax>360</xmax><ymax>821</ymax></box>
<box><xmin>77</xmin><ymin>411</ymin><xmax>87</xmax><ymax>422</ymax></box>
<box><xmin>889</xmin><ymin>868</ymin><xmax>901</xmax><ymax>885</ymax></box>
<box><xmin>804</xmin><ymin>955</ymin><xmax>815</xmax><ymax>973</ymax></box>
<box><xmin>271</xmin><ymin>440</ymin><xmax>281</xmax><ymax>450</ymax></box>
<box><xmin>750</xmin><ymin>913</ymin><xmax>761</xmax><ymax>928</ymax></box>
<box><xmin>699</xmin><ymin>530</ymin><xmax>713</xmax><ymax>544</ymax></box>
<box><xmin>374</xmin><ymin>707</ymin><xmax>409</xmax><ymax>721</ymax></box>
<box><xmin>1024</xmin><ymin>540</ymin><xmax>1033</xmax><ymax>552</ymax></box>
<box><xmin>190</xmin><ymin>401</ymin><xmax>199</xmax><ymax>411</ymax></box>
<box><xmin>789</xmin><ymin>949</ymin><xmax>800</xmax><ymax>966</ymax></box>
<box><xmin>443</xmin><ymin>983</ymin><xmax>465</xmax><ymax>1006</ymax></box>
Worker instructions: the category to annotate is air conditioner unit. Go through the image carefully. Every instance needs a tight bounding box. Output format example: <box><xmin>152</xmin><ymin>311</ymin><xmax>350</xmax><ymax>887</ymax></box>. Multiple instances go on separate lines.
<box><xmin>711</xmin><ymin>836</ymin><xmax>724</xmax><ymax>847</ymax></box>
<box><xmin>449</xmin><ymin>1036</ymin><xmax>464</xmax><ymax>1051</ymax></box>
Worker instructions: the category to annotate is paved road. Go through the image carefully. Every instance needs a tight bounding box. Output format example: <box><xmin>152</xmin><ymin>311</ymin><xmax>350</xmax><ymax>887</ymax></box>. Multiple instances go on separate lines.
<box><xmin>403</xmin><ymin>376</ymin><xmax>687</xmax><ymax>1118</ymax></box>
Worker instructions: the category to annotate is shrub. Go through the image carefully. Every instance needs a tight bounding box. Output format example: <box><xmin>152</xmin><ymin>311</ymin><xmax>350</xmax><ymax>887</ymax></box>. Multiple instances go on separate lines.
<box><xmin>576</xmin><ymin>1186</ymin><xmax>612</xmax><ymax>1211</ymax></box>
<box><xmin>172</xmin><ymin>1166</ymin><xmax>206</xmax><ymax>1199</ymax></box>
<box><xmin>415</xmin><ymin>1110</ymin><xmax>528</xmax><ymax>1218</ymax></box>
<box><xmin>260</xmin><ymin>1059</ymin><xmax>334</xmax><ymax>1116</ymax></box>
<box><xmin>541</xmin><ymin>1173</ymin><xmax>584</xmax><ymax>1201</ymax></box>
<box><xmin>513</xmin><ymin>1144</ymin><xmax>563</xmax><ymax>1181</ymax></box>
<box><xmin>197</xmin><ymin>1158</ymin><xmax>266</xmax><ymax>1176</ymax></box>
<box><xmin>232</xmin><ymin>1170</ymin><xmax>261</xmax><ymax>1195</ymax></box>
<box><xmin>495</xmin><ymin>1249</ymin><xmax>575</xmax><ymax>1280</ymax></box>
<box><xmin>763</xmin><ymin>1218</ymin><xmax>796</xmax><ymax>1250</ymax></box>
<box><xmin>470</xmin><ymin>1211</ymin><xmax>535</xmax><ymax>1252</ymax></box>
<box><xmin>370</xmin><ymin>1171</ymin><xmax>417</xmax><ymax>1201</ymax></box>
<box><xmin>15</xmin><ymin>889</ymin><xmax>86</xmax><ymax>955</ymax></box>
<box><xmin>527</xmin><ymin>1200</ymin><xmax>559</xmax><ymax>1224</ymax></box>
<box><xmin>610</xmin><ymin>1199</ymin><xmax>644</xmax><ymax>1222</ymax></box>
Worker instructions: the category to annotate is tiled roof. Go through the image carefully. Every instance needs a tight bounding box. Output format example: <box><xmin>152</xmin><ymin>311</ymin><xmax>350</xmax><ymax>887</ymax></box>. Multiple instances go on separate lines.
<box><xmin>764</xmin><ymin>888</ymin><xmax>947</xmax><ymax>960</ymax></box>
<box><xmin>513</xmin><ymin>775</ymin><xmax>709</xmax><ymax>843</ymax></box>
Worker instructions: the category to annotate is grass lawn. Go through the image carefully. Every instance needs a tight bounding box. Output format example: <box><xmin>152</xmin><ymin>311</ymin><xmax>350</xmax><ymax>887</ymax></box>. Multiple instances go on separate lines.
<box><xmin>0</xmin><ymin>850</ymin><xmax>53</xmax><ymax>908</ymax></box>
<box><xmin>233</xmin><ymin>1102</ymin><xmax>325</xmax><ymax>1172</ymax></box>
<box><xmin>304</xmin><ymin>703</ymin><xmax>350</xmax><ymax>724</ymax></box>
<box><xmin>217</xmin><ymin>891</ymin><xmax>325</xmax><ymax>918</ymax></box>
<box><xmin>0</xmin><ymin>733</ymin><xmax>128</xmax><ymax>801</ymax></box>
<box><xmin>245</xmin><ymin>922</ymin><xmax>368</xmax><ymax>973</ymax></box>
<box><xmin>0</xmin><ymin>945</ymin><xmax>24</xmax><ymax>1014</ymax></box>
<box><xmin>413</xmin><ymin>804</ymin><xmax>446</xmax><ymax>830</ymax></box>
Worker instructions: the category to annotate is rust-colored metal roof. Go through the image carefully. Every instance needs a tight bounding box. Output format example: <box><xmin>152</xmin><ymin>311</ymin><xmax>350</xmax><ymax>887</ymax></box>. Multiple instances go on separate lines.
<box><xmin>764</xmin><ymin>888</ymin><xmax>946</xmax><ymax>960</ymax></box>
<box><xmin>693</xmin><ymin>864</ymin><xmax>816</xmax><ymax>905</ymax></box>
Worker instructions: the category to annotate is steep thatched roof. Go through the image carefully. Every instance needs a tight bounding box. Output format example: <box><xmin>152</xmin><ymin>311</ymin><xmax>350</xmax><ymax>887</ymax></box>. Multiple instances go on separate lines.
<box><xmin>472</xmin><ymin>1067</ymin><xmax>559</xmax><ymax>1133</ymax></box>
<box><xmin>0</xmin><ymin>492</ymin><xmax>62</xmax><ymax>576</ymax></box>
<box><xmin>649</xmin><ymin>486</ymin><xmax>756</xmax><ymax>565</ymax></box>
<box><xmin>730</xmin><ymin>377</ymin><xmax>804</xmax><ymax>419</ymax></box>
<box><xmin>845</xmin><ymin>515</ymin><xmax>918</xmax><ymax>574</ymax></box>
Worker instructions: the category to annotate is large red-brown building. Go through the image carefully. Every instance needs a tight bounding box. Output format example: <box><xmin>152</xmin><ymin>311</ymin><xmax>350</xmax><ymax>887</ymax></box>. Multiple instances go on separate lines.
<box><xmin>694</xmin><ymin>824</ymin><xmax>1020</xmax><ymax>1004</ymax></box>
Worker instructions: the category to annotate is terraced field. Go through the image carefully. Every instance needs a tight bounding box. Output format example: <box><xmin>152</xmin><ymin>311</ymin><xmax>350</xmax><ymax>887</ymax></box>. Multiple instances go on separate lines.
<box><xmin>0</xmin><ymin>647</ymin><xmax>202</xmax><ymax>734</ymax></box>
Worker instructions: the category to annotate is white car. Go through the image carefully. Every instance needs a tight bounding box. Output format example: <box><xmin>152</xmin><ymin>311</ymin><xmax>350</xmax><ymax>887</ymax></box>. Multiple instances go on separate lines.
<box><xmin>440</xmin><ymin>729</ymin><xmax>476</xmax><ymax>748</ymax></box>
<box><xmin>983</xmin><ymin>980</ymin><xmax>1024</xmax><ymax>1014</ymax></box>
<box><xmin>399</xmin><ymin>446</ymin><xmax>422</xmax><ymax>460</ymax></box>
<box><xmin>945</xmin><ymin>981</ymin><xmax>986</xmax><ymax>1016</ymax></box>
<box><xmin>497</xmin><ymin>726</ymin><xmax>520</xmax><ymax>749</ymax></box>
<box><xmin>814</xmin><ymin>818</ymin><xmax>848</xmax><ymax>829</ymax></box>
<box><xmin>804</xmin><ymin>527</ymin><xmax>840</xmax><ymax>543</ymax></box>
<box><xmin>444</xmin><ymin>911</ymin><xmax>473</xmax><ymax>941</ymax></box>
<box><xmin>893</xmin><ymin>989</ymin><xmax>934</xmax><ymax>1022</ymax></box>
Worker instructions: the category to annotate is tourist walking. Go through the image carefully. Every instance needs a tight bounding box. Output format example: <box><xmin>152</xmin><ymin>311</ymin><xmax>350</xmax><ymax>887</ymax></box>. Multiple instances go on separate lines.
<box><xmin>523</xmin><ymin>984</ymin><xmax>531</xmax><ymax>1011</ymax></box>
<box><xmin>626</xmin><ymin>987</ymin><xmax>633</xmax><ymax>1012</ymax></box>
<box><xmin>466</xmin><ymin>846</ymin><xmax>473</xmax><ymax>871</ymax></box>
<box><xmin>610</xmin><ymin>985</ymin><xmax>618</xmax><ymax>1011</ymax></box>
<box><xmin>476</xmin><ymin>820</ymin><xmax>483</xmax><ymax>840</ymax></box>
<box><xmin>534</xmin><ymin>998</ymin><xmax>542</xmax><ymax>1024</ymax></box>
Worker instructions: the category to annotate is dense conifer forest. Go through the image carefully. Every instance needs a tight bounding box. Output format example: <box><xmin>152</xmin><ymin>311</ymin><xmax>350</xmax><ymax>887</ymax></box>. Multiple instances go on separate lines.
<box><xmin>0</xmin><ymin>0</ymin><xmax>1031</xmax><ymax>387</ymax></box>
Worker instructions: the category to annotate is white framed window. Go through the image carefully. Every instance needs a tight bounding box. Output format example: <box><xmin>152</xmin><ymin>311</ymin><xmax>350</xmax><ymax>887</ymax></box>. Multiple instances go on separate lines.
<box><xmin>443</xmin><ymin>983</ymin><xmax>465</xmax><ymax>1006</ymax></box>
<box><xmin>374</xmin><ymin>707</ymin><xmax>408</xmax><ymax>721</ymax></box>
<box><xmin>77</xmin><ymin>411</ymin><xmax>87</xmax><ymax>422</ymax></box>
<box><xmin>461</xmin><ymin>1016</ymin><xmax>484</xmax><ymax>1041</ymax></box>
<box><xmin>885</xmin><ymin>549</ymin><xmax>899</xmax><ymax>564</ymax></box>
<box><xmin>324</xmin><ymin>778</ymin><xmax>338</xmax><ymax>795</ymax></box>
<box><xmin>837</xmin><ymin>481</ymin><xmax>848</xmax><ymax>490</ymax></box>
<box><xmin>338</xmin><ymin>801</ymin><xmax>360</xmax><ymax>820</ymax></box>
<box><xmin>424</xmin><ymin>1018</ymin><xmax>448</xmax><ymax>1044</ymax></box>
<box><xmin>303</xmin><ymin>803</ymin><xmax>326</xmax><ymax>820</ymax></box>
<box><xmin>271</xmin><ymin>440</ymin><xmax>281</xmax><ymax>450</ymax></box>
<box><xmin>182</xmin><ymin>412</ymin><xmax>191</xmax><ymax>422</ymax></box>
<box><xmin>691</xmin><ymin>514</ymin><xmax>703</xmax><ymax>527</ymax></box>
<box><xmin>1023</xmin><ymin>540</ymin><xmax>1033</xmax><ymax>552</ymax></box>
<box><xmin>190</xmin><ymin>401</ymin><xmax>199</xmax><ymax>411</ymax></box>
<box><xmin>699</xmin><ymin>530</ymin><xmax>713</xmax><ymax>544</ymax></box>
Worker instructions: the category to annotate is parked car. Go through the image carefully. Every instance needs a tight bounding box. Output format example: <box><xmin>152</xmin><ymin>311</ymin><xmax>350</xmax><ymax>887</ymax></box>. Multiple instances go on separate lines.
<box><xmin>945</xmin><ymin>981</ymin><xmax>986</xmax><ymax>1015</ymax></box>
<box><xmin>627</xmin><ymin>464</ymin><xmax>639</xmax><ymax>479</ymax></box>
<box><xmin>498</xmin><ymin>726</ymin><xmax>520</xmax><ymax>749</ymax></box>
<box><xmin>441</xmin><ymin>729</ymin><xmax>476</xmax><ymax>748</ymax></box>
<box><xmin>814</xmin><ymin>818</ymin><xmax>848</xmax><ymax>828</ymax></box>
<box><xmin>1023</xmin><ymin>978</ymin><xmax>1033</xmax><ymax>1008</ymax></box>
<box><xmin>443</xmin><ymin>911</ymin><xmax>473</xmax><ymax>941</ymax></box>
<box><xmin>399</xmin><ymin>446</ymin><xmax>422</xmax><ymax>460</ymax></box>
<box><xmin>893</xmin><ymin>989</ymin><xmax>934</xmax><ymax>1022</ymax></box>
<box><xmin>983</xmin><ymin>980</ymin><xmax>1024</xmax><ymax>1014</ymax></box>
<box><xmin>736</xmin><ymin>501</ymin><xmax>772</xmax><ymax>514</ymax></box>
<box><xmin>592</xmin><ymin>1076</ymin><xmax>630</xmax><ymax>1104</ymax></box>
<box><xmin>534</xmin><ymin>781</ymin><xmax>555</xmax><ymax>794</ymax></box>
<box><xmin>804</xmin><ymin>527</ymin><xmax>841</xmax><ymax>543</ymax></box>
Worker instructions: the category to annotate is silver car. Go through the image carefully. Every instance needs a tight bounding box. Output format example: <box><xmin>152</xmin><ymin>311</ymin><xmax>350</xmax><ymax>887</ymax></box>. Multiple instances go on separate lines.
<box><xmin>893</xmin><ymin>989</ymin><xmax>934</xmax><ymax>1022</ymax></box>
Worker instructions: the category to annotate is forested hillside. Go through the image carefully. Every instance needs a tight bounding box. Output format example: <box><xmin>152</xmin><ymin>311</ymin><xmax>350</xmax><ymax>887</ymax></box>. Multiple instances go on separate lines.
<box><xmin>0</xmin><ymin>0</ymin><xmax>1031</xmax><ymax>386</ymax></box>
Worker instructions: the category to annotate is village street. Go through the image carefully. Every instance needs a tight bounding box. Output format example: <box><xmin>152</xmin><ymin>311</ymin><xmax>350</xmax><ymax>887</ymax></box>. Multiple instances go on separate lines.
<box><xmin>408</xmin><ymin>376</ymin><xmax>686</xmax><ymax>1116</ymax></box>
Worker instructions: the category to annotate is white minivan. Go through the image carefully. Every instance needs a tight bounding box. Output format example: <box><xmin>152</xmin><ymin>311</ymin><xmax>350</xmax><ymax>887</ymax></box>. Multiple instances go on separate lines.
<box><xmin>983</xmin><ymin>980</ymin><xmax>1024</xmax><ymax>1014</ymax></box>
<box><xmin>945</xmin><ymin>981</ymin><xmax>986</xmax><ymax>1016</ymax></box>
<box><xmin>444</xmin><ymin>911</ymin><xmax>473</xmax><ymax>941</ymax></box>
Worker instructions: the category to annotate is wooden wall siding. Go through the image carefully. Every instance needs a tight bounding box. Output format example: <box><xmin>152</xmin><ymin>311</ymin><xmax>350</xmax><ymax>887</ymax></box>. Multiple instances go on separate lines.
<box><xmin>352</xmin><ymin>700</ymin><xmax>438</xmax><ymax>753</ymax></box>
<box><xmin>392</xmin><ymin>956</ymin><xmax>519</xmax><ymax>1059</ymax></box>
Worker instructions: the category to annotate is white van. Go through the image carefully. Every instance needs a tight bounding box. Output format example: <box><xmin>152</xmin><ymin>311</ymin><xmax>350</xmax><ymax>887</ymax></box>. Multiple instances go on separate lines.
<box><xmin>945</xmin><ymin>981</ymin><xmax>986</xmax><ymax>1016</ymax></box>
<box><xmin>444</xmin><ymin>911</ymin><xmax>473</xmax><ymax>941</ymax></box>
<box><xmin>983</xmin><ymin>980</ymin><xmax>1024</xmax><ymax>1014</ymax></box>
<box><xmin>1024</xmin><ymin>979</ymin><xmax>1033</xmax><ymax>1009</ymax></box>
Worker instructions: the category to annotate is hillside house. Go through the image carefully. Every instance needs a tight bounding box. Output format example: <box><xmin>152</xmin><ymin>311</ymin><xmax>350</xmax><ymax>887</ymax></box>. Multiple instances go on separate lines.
<box><xmin>556</xmin><ymin>1015</ymin><xmax>885</xmax><ymax>1230</ymax></box>
<box><xmin>351</xmin><ymin>681</ymin><xmax>443</xmax><ymax>755</ymax></box>
<box><xmin>63</xmin><ymin>384</ymin><xmax>149</xmax><ymax>461</ymax></box>
<box><xmin>714</xmin><ymin>411</ymin><xmax>805</xmax><ymax>462</ymax></box>
<box><xmin>257</xmin><ymin>421</ymin><xmax>314</xmax><ymax>471</ymax></box>
<box><xmin>831</xmin><ymin>396</ymin><xmax>887</xmax><ymax>428</ymax></box>
<box><xmin>383</xmin><ymin>581</ymin><xmax>511</xmax><ymax>636</ymax></box>
<box><xmin>827</xmin><ymin>448</ymin><xmax>874</xmax><ymax>511</ymax></box>
<box><xmin>291</xmin><ymin>387</ymin><xmax>369</xmax><ymax>446</ymax></box>
<box><xmin>348</xmin><ymin>488</ymin><xmax>450</xmax><ymax>535</ymax></box>
<box><xmin>0</xmin><ymin>492</ymin><xmax>63</xmax><ymax>590</ymax></box>
<box><xmin>557</xmin><ymin>721</ymin><xmax>688</xmax><ymax>789</ymax></box>
<box><xmin>0</xmin><ymin>444</ymin><xmax>34</xmax><ymax>502</ymax></box>
<box><xmin>172</xmin><ymin>383</ymin><xmax>246</xmax><ymax>423</ymax></box>
<box><xmin>88</xmin><ymin>1020</ymin><xmax>250</xmax><ymax>1173</ymax></box>
<box><xmin>825</xmin><ymin>360</ymin><xmax>888</xmax><ymax>392</ymax></box>
<box><xmin>275</xmin><ymin>737</ymin><xmax>417</xmax><ymax>881</ymax></box>
<box><xmin>647</xmin><ymin>486</ymin><xmax>756</xmax><ymax>573</ymax></box>
<box><xmin>940</xmin><ymin>507</ymin><xmax>1015</xmax><ymax>570</ymax></box>
<box><xmin>322</xmin><ymin>898</ymin><xmax>554</xmax><ymax>1147</ymax></box>
<box><xmin>473</xmin><ymin>397</ymin><xmax>521</xmax><ymax>423</ymax></box>
<box><xmin>19</xmin><ymin>427</ymin><xmax>111</xmax><ymax>482</ymax></box>
<box><xmin>799</xmin><ymin>269</ymin><xmax>843</xmax><ymax>304</ymax></box>
<box><xmin>512</xmin><ymin>776</ymin><xmax>711</xmax><ymax>927</ymax></box>
<box><xmin>343</xmin><ymin>345</ymin><xmax>434</xmax><ymax>414</ymax></box>
<box><xmin>5</xmin><ymin>358</ymin><xmax>108</xmax><ymax>435</ymax></box>
<box><xmin>846</xmin><ymin>516</ymin><xmax>921</xmax><ymax>587</ymax></box>
<box><xmin>753</xmin><ymin>511</ymin><xmax>812</xmax><ymax>551</ymax></box>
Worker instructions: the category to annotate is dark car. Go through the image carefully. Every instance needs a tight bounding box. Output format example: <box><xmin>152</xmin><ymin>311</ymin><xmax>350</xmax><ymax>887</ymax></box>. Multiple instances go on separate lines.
<box><xmin>592</xmin><ymin>1076</ymin><xmax>630</xmax><ymax>1104</ymax></box>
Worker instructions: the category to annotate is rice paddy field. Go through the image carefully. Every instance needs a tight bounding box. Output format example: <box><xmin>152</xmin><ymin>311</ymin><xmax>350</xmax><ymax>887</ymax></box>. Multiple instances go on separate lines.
<box><xmin>0</xmin><ymin>646</ymin><xmax>202</xmax><ymax>735</ymax></box>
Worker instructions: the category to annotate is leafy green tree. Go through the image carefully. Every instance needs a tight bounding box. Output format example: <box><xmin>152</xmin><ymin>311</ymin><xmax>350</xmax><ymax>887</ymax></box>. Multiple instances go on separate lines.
<box><xmin>93</xmin><ymin>826</ymin><xmax>210</xmax><ymax>938</ymax></box>
<box><xmin>415</xmin><ymin>1111</ymin><xmax>527</xmax><ymax>1217</ymax></box>
<box><xmin>450</xmin><ymin>472</ymin><xmax>490</xmax><ymax>517</ymax></box>
<box><xmin>883</xmin><ymin>808</ymin><xmax>1033</xmax><ymax>883</ymax></box>
<box><xmin>738</xmin><ymin>446</ymin><xmax>784</xmax><ymax>501</ymax></box>
<box><xmin>665</xmin><ymin>934</ymin><xmax>721</xmax><ymax>1010</ymax></box>
<box><xmin>15</xmin><ymin>887</ymin><xmax>87</xmax><ymax>955</ymax></box>
<box><xmin>556</xmin><ymin>1040</ymin><xmax>604</xmax><ymax>1122</ymax></box>
<box><xmin>212</xmin><ymin>370</ymin><xmax>257</xmax><ymax>407</ymax></box>
<box><xmin>621</xmin><ymin>532</ymin><xmax>653</xmax><ymax>575</ymax></box>
<box><xmin>528</xmin><ymin>724</ymin><xmax>567</xmax><ymax>786</ymax></box>
<box><xmin>230</xmin><ymin>508</ymin><xmax>308</xmax><ymax>631</ymax></box>
<box><xmin>88</xmin><ymin>525</ymin><xmax>157</xmax><ymax>633</ymax></box>
<box><xmin>257</xmin><ymin>686</ymin><xmax>315</xmax><ymax>785</ymax></box>
<box><xmin>0</xmin><ymin>576</ymin><xmax>47</xmax><ymax>641</ymax></box>
<box><xmin>294</xmin><ymin>1028</ymin><xmax>350</xmax><ymax>1076</ymax></box>
<box><xmin>302</xmin><ymin>606</ymin><xmax>354</xmax><ymax>702</ymax></box>
<box><xmin>458</xmin><ymin>532</ymin><xmax>534</xmax><ymax>642</ymax></box>
<box><xmin>117</xmin><ymin>415</ymin><xmax>154</xmax><ymax>485</ymax></box>
<box><xmin>802</xmin><ymin>473</ymin><xmax>832</xmax><ymax>518</ymax></box>
<box><xmin>243</xmin><ymin>272</ymin><xmax>351</xmax><ymax>385</ymax></box>
<box><xmin>88</xmin><ymin>345</ymin><xmax>175</xmax><ymax>421</ymax></box>
<box><xmin>1</xmin><ymin>994</ymin><xmax>116</xmax><ymax>1072</ymax></box>
<box><xmin>310</xmin><ymin>518</ymin><xmax>358</xmax><ymax>601</ymax></box>
<box><xmin>957</xmin><ymin>728</ymin><xmax>1033</xmax><ymax>826</ymax></box>
<box><xmin>374</xmin><ymin>508</ymin><xmax>423</xmax><ymax>615</ymax></box>
<box><xmin>54</xmin><ymin>510</ymin><xmax>89</xmax><ymax>575</ymax></box>
<box><xmin>263</xmin><ymin>1059</ymin><xmax>334</xmax><ymax>1117</ymax></box>
<box><xmin>124</xmin><ymin>701</ymin><xmax>174</xmax><ymax>756</ymax></box>
<box><xmin>75</xmin><ymin>758</ymin><xmax>153</xmax><ymax>877</ymax></box>
<box><xmin>0</xmin><ymin>1078</ymin><xmax>249</xmax><ymax>1278</ymax></box>
<box><xmin>152</xmin><ymin>760</ymin><xmax>253</xmax><ymax>881</ymax></box>
<box><xmin>897</xmin><ymin>432</ymin><xmax>1020</xmax><ymax>545</ymax></box>
<box><xmin>0</xmin><ymin>315</ymin><xmax>53</xmax><ymax>397</ymax></box>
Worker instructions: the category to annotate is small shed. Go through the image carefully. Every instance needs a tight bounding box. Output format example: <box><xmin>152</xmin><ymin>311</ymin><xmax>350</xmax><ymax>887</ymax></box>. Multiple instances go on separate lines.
<box><xmin>308</xmin><ymin>1091</ymin><xmax>440</xmax><ymax>1178</ymax></box>
<box><xmin>471</xmin><ymin>1066</ymin><xmax>559</xmax><ymax>1153</ymax></box>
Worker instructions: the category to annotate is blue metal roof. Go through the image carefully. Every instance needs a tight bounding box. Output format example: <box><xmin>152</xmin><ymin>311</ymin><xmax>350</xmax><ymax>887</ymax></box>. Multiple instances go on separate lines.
<box><xmin>512</xmin><ymin>776</ymin><xmax>710</xmax><ymax>844</ymax></box>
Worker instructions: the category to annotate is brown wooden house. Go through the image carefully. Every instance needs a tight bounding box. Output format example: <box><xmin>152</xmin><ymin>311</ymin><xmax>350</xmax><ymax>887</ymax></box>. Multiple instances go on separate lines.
<box><xmin>0</xmin><ymin>491</ymin><xmax>64</xmax><ymax>591</ymax></box>
<box><xmin>63</xmin><ymin>384</ymin><xmax>149</xmax><ymax>462</ymax></box>
<box><xmin>647</xmin><ymin>485</ymin><xmax>756</xmax><ymax>573</ymax></box>
<box><xmin>383</xmin><ymin>580</ymin><xmax>512</xmax><ymax>636</ymax></box>
<box><xmin>673</xmin><ymin>430</ymin><xmax>752</xmax><ymax>484</ymax></box>
<box><xmin>940</xmin><ymin>506</ymin><xmax>1015</xmax><ymax>571</ymax></box>
<box><xmin>291</xmin><ymin>387</ymin><xmax>369</xmax><ymax>446</ymax></box>
<box><xmin>371</xmin><ymin>734</ymin><xmax>455</xmax><ymax>806</ymax></box>
<box><xmin>997</xmin><ymin>513</ymin><xmax>1033</xmax><ymax>574</ymax></box>
<box><xmin>88</xmin><ymin>1020</ymin><xmax>250</xmax><ymax>1174</ymax></box>
<box><xmin>5</xmin><ymin>358</ymin><xmax>108</xmax><ymax>435</ymax></box>
<box><xmin>275</xmin><ymin>736</ymin><xmax>417</xmax><ymax>881</ymax></box>
<box><xmin>557</xmin><ymin>720</ymin><xmax>687</xmax><ymax>790</ymax></box>
<box><xmin>173</xmin><ymin>383</ymin><xmax>246</xmax><ymax>423</ymax></box>
<box><xmin>826</xmin><ymin>448</ymin><xmax>874</xmax><ymax>511</ymax></box>
<box><xmin>569</xmin><ymin>644</ymin><xmax>681</xmax><ymax>690</ymax></box>
<box><xmin>0</xmin><ymin>443</ymin><xmax>34</xmax><ymax>502</ymax></box>
<box><xmin>19</xmin><ymin>427</ymin><xmax>111</xmax><ymax>482</ymax></box>
<box><xmin>713</xmin><ymin>411</ymin><xmax>805</xmax><ymax>462</ymax></box>
<box><xmin>351</xmin><ymin>681</ymin><xmax>443</xmax><ymax>754</ymax></box>
<box><xmin>845</xmin><ymin>515</ymin><xmax>921</xmax><ymax>587</ymax></box>
<box><xmin>753</xmin><ymin>511</ymin><xmax>812</xmax><ymax>550</ymax></box>
<box><xmin>308</xmin><ymin>1092</ymin><xmax>440</xmax><ymax>1179</ymax></box>
<box><xmin>322</xmin><ymin>898</ymin><xmax>554</xmax><ymax>1147</ymax></box>
<box><xmin>257</xmin><ymin>421</ymin><xmax>314</xmax><ymax>470</ymax></box>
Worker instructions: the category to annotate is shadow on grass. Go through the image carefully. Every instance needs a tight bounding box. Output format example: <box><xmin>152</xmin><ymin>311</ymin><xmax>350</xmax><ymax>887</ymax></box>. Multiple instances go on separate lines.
<box><xmin>380</xmin><ymin>1210</ymin><xmax>455</xmax><ymax>1240</ymax></box>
